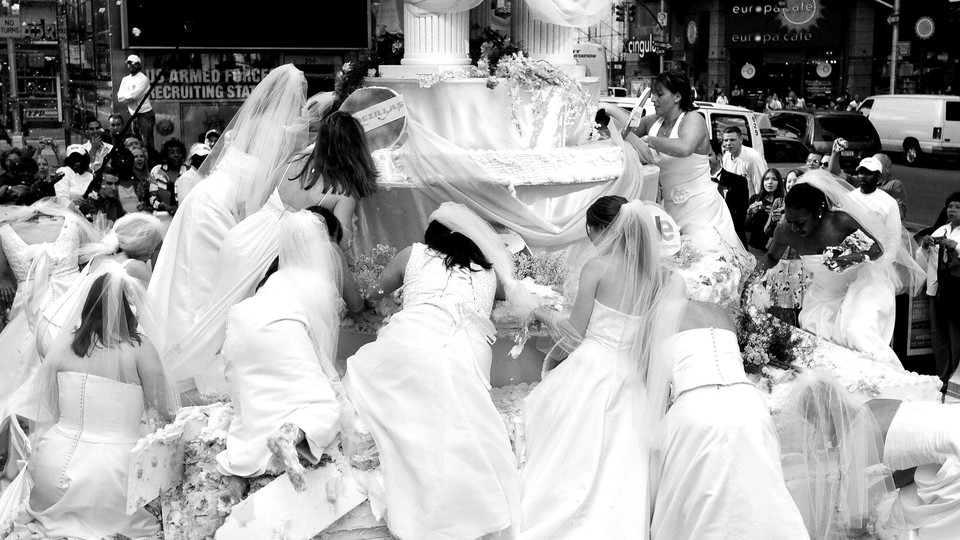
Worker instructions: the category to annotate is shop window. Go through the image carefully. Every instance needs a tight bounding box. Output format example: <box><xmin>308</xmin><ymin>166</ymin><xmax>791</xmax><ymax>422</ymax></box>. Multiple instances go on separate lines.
<box><xmin>709</xmin><ymin>113</ymin><xmax>754</xmax><ymax>147</ymax></box>
<box><xmin>946</xmin><ymin>102</ymin><xmax>960</xmax><ymax>122</ymax></box>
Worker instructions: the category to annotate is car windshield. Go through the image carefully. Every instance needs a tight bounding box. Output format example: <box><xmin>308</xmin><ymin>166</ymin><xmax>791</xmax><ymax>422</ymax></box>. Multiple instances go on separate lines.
<box><xmin>768</xmin><ymin>114</ymin><xmax>807</xmax><ymax>140</ymax></box>
<box><xmin>815</xmin><ymin>116</ymin><xmax>878</xmax><ymax>143</ymax></box>
<box><xmin>764</xmin><ymin>140</ymin><xmax>808</xmax><ymax>163</ymax></box>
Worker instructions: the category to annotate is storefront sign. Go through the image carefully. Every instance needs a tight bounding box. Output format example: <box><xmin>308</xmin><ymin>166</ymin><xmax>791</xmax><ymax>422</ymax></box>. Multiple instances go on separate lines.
<box><xmin>145</xmin><ymin>67</ymin><xmax>273</xmax><ymax>101</ymax></box>
<box><xmin>897</xmin><ymin>41</ymin><xmax>911</xmax><ymax>57</ymax></box>
<box><xmin>0</xmin><ymin>17</ymin><xmax>23</xmax><ymax>39</ymax></box>
<box><xmin>816</xmin><ymin>61</ymin><xmax>832</xmax><ymax>78</ymax></box>
<box><xmin>724</xmin><ymin>0</ymin><xmax>842</xmax><ymax>49</ymax></box>
<box><xmin>741</xmin><ymin>63</ymin><xmax>756</xmax><ymax>79</ymax></box>
<box><xmin>24</xmin><ymin>108</ymin><xmax>58</xmax><ymax>120</ymax></box>
<box><xmin>907</xmin><ymin>292</ymin><xmax>933</xmax><ymax>356</ymax></box>
<box><xmin>915</xmin><ymin>17</ymin><xmax>935</xmax><ymax>40</ymax></box>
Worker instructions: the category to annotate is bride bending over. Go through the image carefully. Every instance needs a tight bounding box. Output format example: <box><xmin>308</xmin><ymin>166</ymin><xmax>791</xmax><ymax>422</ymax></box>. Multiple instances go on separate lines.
<box><xmin>619</xmin><ymin>70</ymin><xmax>744</xmax><ymax>253</ymax></box>
<box><xmin>344</xmin><ymin>203</ymin><xmax>527</xmax><ymax>540</ymax></box>
<box><xmin>756</xmin><ymin>170</ymin><xmax>922</xmax><ymax>368</ymax></box>
<box><xmin>217</xmin><ymin>210</ymin><xmax>357</xmax><ymax>492</ymax></box>
<box><xmin>5</xmin><ymin>262</ymin><xmax>178</xmax><ymax>539</ymax></box>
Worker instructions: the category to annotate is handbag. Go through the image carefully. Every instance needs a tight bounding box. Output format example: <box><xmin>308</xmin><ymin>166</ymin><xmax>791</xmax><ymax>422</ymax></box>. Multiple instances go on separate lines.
<box><xmin>937</xmin><ymin>243</ymin><xmax>960</xmax><ymax>300</ymax></box>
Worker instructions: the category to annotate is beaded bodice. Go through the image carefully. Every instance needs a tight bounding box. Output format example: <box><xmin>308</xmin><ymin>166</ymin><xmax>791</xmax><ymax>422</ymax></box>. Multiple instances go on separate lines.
<box><xmin>402</xmin><ymin>243</ymin><xmax>496</xmax><ymax>318</ymax></box>
<box><xmin>1</xmin><ymin>217</ymin><xmax>82</xmax><ymax>306</ymax></box>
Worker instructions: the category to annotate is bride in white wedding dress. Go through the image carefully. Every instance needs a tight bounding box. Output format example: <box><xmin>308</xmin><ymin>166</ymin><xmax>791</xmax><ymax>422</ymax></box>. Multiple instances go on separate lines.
<box><xmin>344</xmin><ymin>203</ymin><xmax>531</xmax><ymax>540</ymax></box>
<box><xmin>4</xmin><ymin>262</ymin><xmax>178</xmax><ymax>539</ymax></box>
<box><xmin>0</xmin><ymin>197</ymin><xmax>99</xmax><ymax>421</ymax></box>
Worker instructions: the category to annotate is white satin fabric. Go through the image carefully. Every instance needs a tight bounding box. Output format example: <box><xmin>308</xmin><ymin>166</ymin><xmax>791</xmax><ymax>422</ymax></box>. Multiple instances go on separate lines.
<box><xmin>651</xmin><ymin>328</ymin><xmax>808</xmax><ymax>540</ymax></box>
<box><xmin>10</xmin><ymin>372</ymin><xmax>159</xmax><ymax>539</ymax></box>
<box><xmin>648</xmin><ymin>115</ymin><xmax>745</xmax><ymax>253</ymax></box>
<box><xmin>799</xmin><ymin>254</ymin><xmax>901</xmax><ymax>369</ymax></box>
<box><xmin>217</xmin><ymin>273</ymin><xmax>341</xmax><ymax>478</ymax></box>
<box><xmin>344</xmin><ymin>244</ymin><xmax>519</xmax><ymax>540</ymax></box>
<box><xmin>521</xmin><ymin>300</ymin><xmax>649</xmax><ymax>539</ymax></box>
<box><xmin>524</xmin><ymin>0</ymin><xmax>614</xmax><ymax>28</ymax></box>
<box><xmin>884</xmin><ymin>402</ymin><xmax>960</xmax><ymax>539</ymax></box>
<box><xmin>406</xmin><ymin>0</ymin><xmax>483</xmax><ymax>15</ymax></box>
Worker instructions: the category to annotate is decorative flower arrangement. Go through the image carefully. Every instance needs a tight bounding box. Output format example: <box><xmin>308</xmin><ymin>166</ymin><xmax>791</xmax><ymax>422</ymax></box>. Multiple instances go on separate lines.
<box><xmin>513</xmin><ymin>250</ymin><xmax>570</xmax><ymax>292</ymax></box>
<box><xmin>823</xmin><ymin>230</ymin><xmax>874</xmax><ymax>273</ymax></box>
<box><xmin>493</xmin><ymin>251</ymin><xmax>569</xmax><ymax>357</ymax></box>
<box><xmin>341</xmin><ymin>244</ymin><xmax>402</xmax><ymax>334</ymax></box>
<box><xmin>470</xmin><ymin>28</ymin><xmax>524</xmax><ymax>76</ymax></box>
<box><xmin>665</xmin><ymin>236</ymin><xmax>754</xmax><ymax>307</ymax></box>
<box><xmin>735</xmin><ymin>302</ymin><xmax>811</xmax><ymax>375</ymax></box>
<box><xmin>494</xmin><ymin>53</ymin><xmax>591</xmax><ymax>138</ymax></box>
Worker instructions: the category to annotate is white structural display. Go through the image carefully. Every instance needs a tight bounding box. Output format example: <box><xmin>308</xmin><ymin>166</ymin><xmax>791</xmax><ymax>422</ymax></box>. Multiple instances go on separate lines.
<box><xmin>380</xmin><ymin>3</ymin><xmax>472</xmax><ymax>77</ymax></box>
<box><xmin>510</xmin><ymin>0</ymin><xmax>586</xmax><ymax>76</ymax></box>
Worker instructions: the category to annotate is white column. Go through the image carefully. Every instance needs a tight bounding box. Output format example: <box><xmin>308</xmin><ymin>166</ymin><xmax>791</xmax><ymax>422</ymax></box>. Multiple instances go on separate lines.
<box><xmin>510</xmin><ymin>0</ymin><xmax>577</xmax><ymax>67</ymax></box>
<box><xmin>400</xmin><ymin>4</ymin><xmax>472</xmax><ymax>66</ymax></box>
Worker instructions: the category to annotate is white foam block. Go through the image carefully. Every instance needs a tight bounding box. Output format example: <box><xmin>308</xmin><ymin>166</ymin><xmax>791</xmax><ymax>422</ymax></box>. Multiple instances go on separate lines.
<box><xmin>215</xmin><ymin>465</ymin><xmax>367</xmax><ymax>540</ymax></box>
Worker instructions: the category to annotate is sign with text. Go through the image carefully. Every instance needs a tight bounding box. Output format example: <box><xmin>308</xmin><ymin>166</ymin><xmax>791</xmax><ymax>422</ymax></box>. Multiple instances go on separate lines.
<box><xmin>144</xmin><ymin>67</ymin><xmax>273</xmax><ymax>101</ymax></box>
<box><xmin>723</xmin><ymin>0</ymin><xmax>843</xmax><ymax>49</ymax></box>
<box><xmin>0</xmin><ymin>17</ymin><xmax>23</xmax><ymax>39</ymax></box>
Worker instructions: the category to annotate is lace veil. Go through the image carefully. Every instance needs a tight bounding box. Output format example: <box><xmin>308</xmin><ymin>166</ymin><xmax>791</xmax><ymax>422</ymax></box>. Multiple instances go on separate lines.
<box><xmin>777</xmin><ymin>368</ymin><xmax>894</xmax><ymax>538</ymax></box>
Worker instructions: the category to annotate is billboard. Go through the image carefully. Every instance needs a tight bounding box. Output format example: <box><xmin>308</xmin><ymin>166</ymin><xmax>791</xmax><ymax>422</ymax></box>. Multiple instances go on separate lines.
<box><xmin>723</xmin><ymin>0</ymin><xmax>844</xmax><ymax>49</ymax></box>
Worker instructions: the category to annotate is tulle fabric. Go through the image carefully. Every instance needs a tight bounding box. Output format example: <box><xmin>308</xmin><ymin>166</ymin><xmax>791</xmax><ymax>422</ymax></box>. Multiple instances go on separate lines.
<box><xmin>406</xmin><ymin>0</ymin><xmax>483</xmax><ymax>15</ymax></box>
<box><xmin>524</xmin><ymin>0</ymin><xmax>614</xmax><ymax>27</ymax></box>
<box><xmin>777</xmin><ymin>369</ymin><xmax>895</xmax><ymax>538</ymax></box>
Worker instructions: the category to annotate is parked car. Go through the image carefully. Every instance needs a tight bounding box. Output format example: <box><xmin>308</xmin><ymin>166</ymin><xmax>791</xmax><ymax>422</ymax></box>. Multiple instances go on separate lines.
<box><xmin>762</xmin><ymin>136</ymin><xmax>811</xmax><ymax>177</ymax></box>
<box><xmin>858</xmin><ymin>94</ymin><xmax>960</xmax><ymax>166</ymax></box>
<box><xmin>600</xmin><ymin>89</ymin><xmax>765</xmax><ymax>157</ymax></box>
<box><xmin>766</xmin><ymin>110</ymin><xmax>880</xmax><ymax>171</ymax></box>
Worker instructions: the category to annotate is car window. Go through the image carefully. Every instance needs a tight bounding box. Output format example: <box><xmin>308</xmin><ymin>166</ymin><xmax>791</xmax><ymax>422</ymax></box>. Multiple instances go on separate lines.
<box><xmin>946</xmin><ymin>102</ymin><xmax>960</xmax><ymax>122</ymax></box>
<box><xmin>764</xmin><ymin>140</ymin><xmax>809</xmax><ymax>163</ymax></box>
<box><xmin>710</xmin><ymin>113</ymin><xmax>753</xmax><ymax>147</ymax></box>
<box><xmin>768</xmin><ymin>114</ymin><xmax>807</xmax><ymax>140</ymax></box>
<box><xmin>815</xmin><ymin>116</ymin><xmax>879</xmax><ymax>143</ymax></box>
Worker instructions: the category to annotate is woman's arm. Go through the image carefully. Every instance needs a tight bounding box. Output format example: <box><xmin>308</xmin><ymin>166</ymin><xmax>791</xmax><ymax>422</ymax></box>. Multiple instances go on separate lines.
<box><xmin>641</xmin><ymin>112</ymin><xmax>708</xmax><ymax>158</ymax></box>
<box><xmin>334</xmin><ymin>244</ymin><xmax>364</xmax><ymax>314</ymax></box>
<box><xmin>135</xmin><ymin>338</ymin><xmax>175</xmax><ymax>422</ymax></box>
<box><xmin>124</xmin><ymin>259</ymin><xmax>152</xmax><ymax>289</ymax></box>
<box><xmin>332</xmin><ymin>196</ymin><xmax>358</xmax><ymax>254</ymax></box>
<box><xmin>365</xmin><ymin>246</ymin><xmax>412</xmax><ymax>303</ymax></box>
<box><xmin>757</xmin><ymin>224</ymin><xmax>790</xmax><ymax>271</ymax></box>
<box><xmin>533</xmin><ymin>257</ymin><xmax>602</xmax><ymax>339</ymax></box>
<box><xmin>0</xmin><ymin>240</ymin><xmax>15</xmax><ymax>305</ymax></box>
<box><xmin>836</xmin><ymin>211</ymin><xmax>884</xmax><ymax>260</ymax></box>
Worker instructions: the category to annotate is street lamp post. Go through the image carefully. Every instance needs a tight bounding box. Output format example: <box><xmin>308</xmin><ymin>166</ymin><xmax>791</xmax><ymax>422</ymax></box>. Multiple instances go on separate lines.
<box><xmin>890</xmin><ymin>0</ymin><xmax>899</xmax><ymax>94</ymax></box>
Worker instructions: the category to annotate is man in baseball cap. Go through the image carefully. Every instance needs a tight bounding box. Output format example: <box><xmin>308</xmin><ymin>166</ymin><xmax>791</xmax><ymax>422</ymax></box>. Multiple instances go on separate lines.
<box><xmin>117</xmin><ymin>53</ymin><xmax>155</xmax><ymax>151</ymax></box>
<box><xmin>848</xmin><ymin>155</ymin><xmax>900</xmax><ymax>240</ymax></box>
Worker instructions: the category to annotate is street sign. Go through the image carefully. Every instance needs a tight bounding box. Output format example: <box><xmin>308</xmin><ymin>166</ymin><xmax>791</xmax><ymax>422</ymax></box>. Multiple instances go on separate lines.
<box><xmin>898</xmin><ymin>41</ymin><xmax>911</xmax><ymax>57</ymax></box>
<box><xmin>657</xmin><ymin>11</ymin><xmax>668</xmax><ymax>27</ymax></box>
<box><xmin>886</xmin><ymin>15</ymin><xmax>899</xmax><ymax>25</ymax></box>
<box><xmin>0</xmin><ymin>17</ymin><xmax>23</xmax><ymax>39</ymax></box>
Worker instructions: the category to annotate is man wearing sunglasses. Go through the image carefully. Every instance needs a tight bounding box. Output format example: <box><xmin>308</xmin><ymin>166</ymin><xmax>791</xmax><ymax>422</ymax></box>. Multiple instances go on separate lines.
<box><xmin>116</xmin><ymin>54</ymin><xmax>156</xmax><ymax>151</ymax></box>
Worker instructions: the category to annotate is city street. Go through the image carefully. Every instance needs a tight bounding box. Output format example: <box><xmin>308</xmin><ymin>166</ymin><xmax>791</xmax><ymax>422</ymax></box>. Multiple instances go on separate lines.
<box><xmin>893</xmin><ymin>159</ymin><xmax>960</xmax><ymax>231</ymax></box>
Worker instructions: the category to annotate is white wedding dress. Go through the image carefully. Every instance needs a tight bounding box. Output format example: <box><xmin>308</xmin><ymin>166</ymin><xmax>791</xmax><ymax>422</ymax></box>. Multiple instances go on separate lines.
<box><xmin>521</xmin><ymin>300</ymin><xmax>650</xmax><ymax>539</ymax></box>
<box><xmin>10</xmin><ymin>372</ymin><xmax>159</xmax><ymax>539</ymax></box>
<box><xmin>344</xmin><ymin>243</ymin><xmax>520</xmax><ymax>540</ymax></box>
<box><xmin>649</xmin><ymin>114</ymin><xmax>744</xmax><ymax>252</ymax></box>
<box><xmin>0</xmin><ymin>218</ymin><xmax>82</xmax><ymax>420</ymax></box>
<box><xmin>799</xmin><ymin>253</ymin><xmax>900</xmax><ymax>368</ymax></box>
<box><xmin>651</xmin><ymin>328</ymin><xmax>808</xmax><ymax>540</ymax></box>
<box><xmin>217</xmin><ymin>271</ymin><xmax>342</xmax><ymax>477</ymax></box>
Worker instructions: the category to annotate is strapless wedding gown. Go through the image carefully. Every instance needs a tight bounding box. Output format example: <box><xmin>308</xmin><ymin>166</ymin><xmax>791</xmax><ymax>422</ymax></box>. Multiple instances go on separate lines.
<box><xmin>799</xmin><ymin>255</ymin><xmax>900</xmax><ymax>368</ymax></box>
<box><xmin>0</xmin><ymin>219</ymin><xmax>81</xmax><ymax>420</ymax></box>
<box><xmin>649</xmin><ymin>114</ymin><xmax>744</xmax><ymax>252</ymax></box>
<box><xmin>521</xmin><ymin>300</ymin><xmax>650</xmax><ymax>539</ymax></box>
<box><xmin>12</xmin><ymin>372</ymin><xmax>159</xmax><ymax>539</ymax></box>
<box><xmin>344</xmin><ymin>243</ymin><xmax>520</xmax><ymax>540</ymax></box>
<box><xmin>651</xmin><ymin>328</ymin><xmax>808</xmax><ymax>540</ymax></box>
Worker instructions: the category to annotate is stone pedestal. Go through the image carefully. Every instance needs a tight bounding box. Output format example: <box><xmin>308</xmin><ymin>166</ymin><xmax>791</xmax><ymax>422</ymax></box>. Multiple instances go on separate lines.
<box><xmin>509</xmin><ymin>0</ymin><xmax>586</xmax><ymax>77</ymax></box>
<box><xmin>380</xmin><ymin>3</ymin><xmax>472</xmax><ymax>78</ymax></box>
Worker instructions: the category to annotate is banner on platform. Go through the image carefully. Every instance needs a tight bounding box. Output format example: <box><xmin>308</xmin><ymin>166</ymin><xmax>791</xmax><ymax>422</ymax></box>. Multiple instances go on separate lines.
<box><xmin>143</xmin><ymin>67</ymin><xmax>273</xmax><ymax>101</ymax></box>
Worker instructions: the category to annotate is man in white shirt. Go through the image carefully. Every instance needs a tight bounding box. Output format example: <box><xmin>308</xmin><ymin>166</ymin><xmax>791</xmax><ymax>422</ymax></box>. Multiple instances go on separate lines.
<box><xmin>116</xmin><ymin>54</ymin><xmax>155</xmax><ymax>151</ymax></box>
<box><xmin>721</xmin><ymin>126</ymin><xmax>767</xmax><ymax>197</ymax></box>
<box><xmin>846</xmin><ymin>157</ymin><xmax>901</xmax><ymax>244</ymax></box>
<box><xmin>80</xmin><ymin>119</ymin><xmax>113</xmax><ymax>174</ymax></box>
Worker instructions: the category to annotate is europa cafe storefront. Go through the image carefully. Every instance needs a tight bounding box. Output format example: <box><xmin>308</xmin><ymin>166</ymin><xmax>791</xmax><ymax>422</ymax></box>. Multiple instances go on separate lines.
<box><xmin>721</xmin><ymin>0</ymin><xmax>861</xmax><ymax>110</ymax></box>
<box><xmin>63</xmin><ymin>0</ymin><xmax>369</xmax><ymax>148</ymax></box>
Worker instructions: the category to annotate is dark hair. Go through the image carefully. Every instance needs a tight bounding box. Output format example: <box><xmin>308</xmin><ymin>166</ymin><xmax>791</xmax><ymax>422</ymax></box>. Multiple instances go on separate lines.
<box><xmin>103</xmin><ymin>147</ymin><xmax>135</xmax><ymax>183</ymax></box>
<box><xmin>71</xmin><ymin>273</ymin><xmax>141</xmax><ymax>356</ymax></box>
<box><xmin>808</xmin><ymin>150</ymin><xmax>824</xmax><ymax>159</ymax></box>
<box><xmin>784</xmin><ymin>183</ymin><xmax>827</xmax><ymax>215</ymax></box>
<box><xmin>586</xmin><ymin>195</ymin><xmax>628</xmax><ymax>229</ymax></box>
<box><xmin>189</xmin><ymin>154</ymin><xmax>207</xmax><ymax>170</ymax></box>
<box><xmin>305</xmin><ymin>205</ymin><xmax>344</xmax><ymax>244</ymax></box>
<box><xmin>653</xmin><ymin>70</ymin><xmax>696</xmax><ymax>112</ymax></box>
<box><xmin>64</xmin><ymin>151</ymin><xmax>91</xmax><ymax>172</ymax></box>
<box><xmin>291</xmin><ymin>111</ymin><xmax>378</xmax><ymax>198</ymax></box>
<box><xmin>9</xmin><ymin>156</ymin><xmax>38</xmax><ymax>181</ymax></box>
<box><xmin>947</xmin><ymin>191</ymin><xmax>960</xmax><ymax>206</ymax></box>
<box><xmin>1</xmin><ymin>148</ymin><xmax>24</xmax><ymax>171</ymax></box>
<box><xmin>257</xmin><ymin>257</ymin><xmax>280</xmax><ymax>292</ymax></box>
<box><xmin>423</xmin><ymin>221</ymin><xmax>493</xmax><ymax>272</ymax></box>
<box><xmin>108</xmin><ymin>113</ymin><xmax>124</xmax><ymax>124</ymax></box>
<box><xmin>709</xmin><ymin>139</ymin><xmax>722</xmax><ymax>156</ymax></box>
<box><xmin>723</xmin><ymin>126</ymin><xmax>743</xmax><ymax>137</ymax></box>
<box><xmin>761</xmin><ymin>168</ymin><xmax>785</xmax><ymax>198</ymax></box>
<box><xmin>160</xmin><ymin>138</ymin><xmax>187</xmax><ymax>164</ymax></box>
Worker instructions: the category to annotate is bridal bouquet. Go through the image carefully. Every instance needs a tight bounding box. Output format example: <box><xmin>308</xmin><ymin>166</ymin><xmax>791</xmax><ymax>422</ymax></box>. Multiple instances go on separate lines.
<box><xmin>493</xmin><ymin>251</ymin><xmax>570</xmax><ymax>357</ymax></box>
<box><xmin>735</xmin><ymin>303</ymin><xmax>810</xmax><ymax>374</ymax></box>
<box><xmin>822</xmin><ymin>230</ymin><xmax>874</xmax><ymax>273</ymax></box>
<box><xmin>342</xmin><ymin>244</ymin><xmax>402</xmax><ymax>334</ymax></box>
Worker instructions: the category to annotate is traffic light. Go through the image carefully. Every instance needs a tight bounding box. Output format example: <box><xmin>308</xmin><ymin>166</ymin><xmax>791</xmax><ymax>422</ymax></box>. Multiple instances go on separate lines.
<box><xmin>615</xmin><ymin>3</ymin><xmax>624</xmax><ymax>22</ymax></box>
<box><xmin>628</xmin><ymin>4</ymin><xmax>636</xmax><ymax>22</ymax></box>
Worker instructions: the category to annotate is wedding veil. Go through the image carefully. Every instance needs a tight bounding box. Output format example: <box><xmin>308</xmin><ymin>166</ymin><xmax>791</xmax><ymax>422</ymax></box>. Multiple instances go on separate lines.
<box><xmin>795</xmin><ymin>170</ymin><xmax>924</xmax><ymax>295</ymax></box>
<box><xmin>30</xmin><ymin>261</ymin><xmax>180</xmax><ymax>444</ymax></box>
<box><xmin>777</xmin><ymin>368</ymin><xmax>894</xmax><ymax>538</ymax></box>
<box><xmin>196</xmin><ymin>64</ymin><xmax>310</xmax><ymax>220</ymax></box>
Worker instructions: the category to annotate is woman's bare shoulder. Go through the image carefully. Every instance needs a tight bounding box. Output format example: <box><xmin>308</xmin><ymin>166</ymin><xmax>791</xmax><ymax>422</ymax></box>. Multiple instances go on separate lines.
<box><xmin>680</xmin><ymin>300</ymin><xmax>735</xmax><ymax>332</ymax></box>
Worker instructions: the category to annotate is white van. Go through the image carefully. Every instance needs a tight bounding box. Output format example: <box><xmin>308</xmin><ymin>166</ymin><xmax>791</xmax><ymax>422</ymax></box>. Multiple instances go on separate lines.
<box><xmin>858</xmin><ymin>94</ymin><xmax>960</xmax><ymax>165</ymax></box>
<box><xmin>600</xmin><ymin>88</ymin><xmax>765</xmax><ymax>157</ymax></box>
